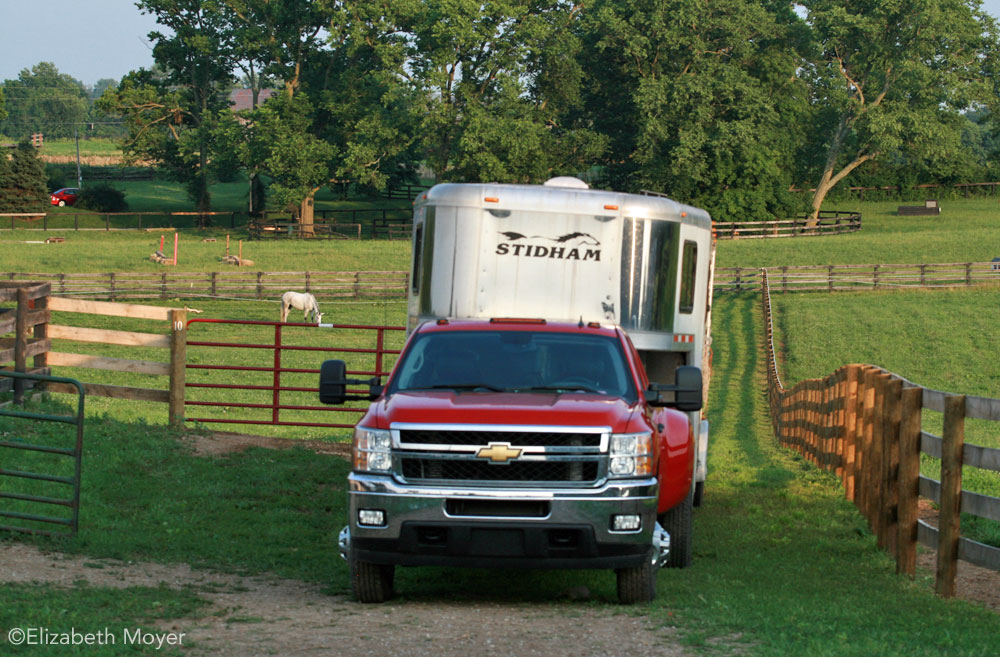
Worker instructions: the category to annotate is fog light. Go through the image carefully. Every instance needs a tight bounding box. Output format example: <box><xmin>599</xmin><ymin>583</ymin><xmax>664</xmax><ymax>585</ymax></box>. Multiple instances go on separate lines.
<box><xmin>613</xmin><ymin>514</ymin><xmax>641</xmax><ymax>531</ymax></box>
<box><xmin>358</xmin><ymin>509</ymin><xmax>386</xmax><ymax>527</ymax></box>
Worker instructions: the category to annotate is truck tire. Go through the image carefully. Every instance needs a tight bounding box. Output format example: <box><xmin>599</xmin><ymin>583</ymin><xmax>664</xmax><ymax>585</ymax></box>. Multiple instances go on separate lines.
<box><xmin>616</xmin><ymin>560</ymin><xmax>656</xmax><ymax>604</ymax></box>
<box><xmin>350</xmin><ymin>553</ymin><xmax>395</xmax><ymax>603</ymax></box>
<box><xmin>659</xmin><ymin>489</ymin><xmax>693</xmax><ymax>569</ymax></box>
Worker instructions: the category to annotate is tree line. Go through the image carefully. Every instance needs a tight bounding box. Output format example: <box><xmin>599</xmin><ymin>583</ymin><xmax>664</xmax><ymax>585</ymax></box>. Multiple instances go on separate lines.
<box><xmin>5</xmin><ymin>0</ymin><xmax>1000</xmax><ymax>224</ymax></box>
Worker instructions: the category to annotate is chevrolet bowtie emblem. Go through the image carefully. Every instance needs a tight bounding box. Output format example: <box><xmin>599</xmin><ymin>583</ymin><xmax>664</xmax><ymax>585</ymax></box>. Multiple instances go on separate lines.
<box><xmin>476</xmin><ymin>442</ymin><xmax>522</xmax><ymax>464</ymax></box>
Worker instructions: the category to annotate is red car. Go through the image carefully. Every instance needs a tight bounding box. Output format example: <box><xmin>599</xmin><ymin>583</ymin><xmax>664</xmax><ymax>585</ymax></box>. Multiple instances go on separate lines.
<box><xmin>50</xmin><ymin>188</ymin><xmax>80</xmax><ymax>207</ymax></box>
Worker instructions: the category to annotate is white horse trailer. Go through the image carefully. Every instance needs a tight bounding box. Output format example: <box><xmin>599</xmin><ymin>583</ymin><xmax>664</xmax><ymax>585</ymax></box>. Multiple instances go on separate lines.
<box><xmin>408</xmin><ymin>177</ymin><xmax>715</xmax><ymax>502</ymax></box>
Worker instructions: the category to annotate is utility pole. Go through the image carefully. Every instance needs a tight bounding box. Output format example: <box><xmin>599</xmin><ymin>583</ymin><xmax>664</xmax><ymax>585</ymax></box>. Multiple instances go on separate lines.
<box><xmin>75</xmin><ymin>128</ymin><xmax>82</xmax><ymax>188</ymax></box>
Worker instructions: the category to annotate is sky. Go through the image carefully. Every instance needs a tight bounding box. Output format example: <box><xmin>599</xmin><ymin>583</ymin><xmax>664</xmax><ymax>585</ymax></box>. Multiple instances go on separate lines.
<box><xmin>3</xmin><ymin>0</ymin><xmax>1000</xmax><ymax>88</ymax></box>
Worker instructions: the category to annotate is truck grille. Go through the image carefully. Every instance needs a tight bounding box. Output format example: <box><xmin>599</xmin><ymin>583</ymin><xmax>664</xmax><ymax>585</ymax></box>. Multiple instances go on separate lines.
<box><xmin>401</xmin><ymin>458</ymin><xmax>600</xmax><ymax>483</ymax></box>
<box><xmin>392</xmin><ymin>424</ymin><xmax>608</xmax><ymax>487</ymax></box>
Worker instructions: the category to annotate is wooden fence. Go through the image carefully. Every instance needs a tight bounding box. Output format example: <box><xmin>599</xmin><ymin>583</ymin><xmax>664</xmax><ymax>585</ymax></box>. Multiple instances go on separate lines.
<box><xmin>0</xmin><ymin>271</ymin><xmax>409</xmax><ymax>303</ymax></box>
<box><xmin>0</xmin><ymin>285</ymin><xmax>187</xmax><ymax>425</ymax></box>
<box><xmin>791</xmin><ymin>181</ymin><xmax>1000</xmax><ymax>199</ymax></box>
<box><xmin>716</xmin><ymin>261</ymin><xmax>1000</xmax><ymax>293</ymax></box>
<box><xmin>761</xmin><ymin>271</ymin><xmax>1000</xmax><ymax>595</ymax></box>
<box><xmin>0</xmin><ymin>212</ymin><xmax>241</xmax><ymax>231</ymax></box>
<box><xmin>713</xmin><ymin>210</ymin><xmax>861</xmax><ymax>240</ymax></box>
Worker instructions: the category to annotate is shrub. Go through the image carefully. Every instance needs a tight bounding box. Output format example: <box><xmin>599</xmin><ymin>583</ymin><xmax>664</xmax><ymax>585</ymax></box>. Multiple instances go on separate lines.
<box><xmin>76</xmin><ymin>183</ymin><xmax>128</xmax><ymax>212</ymax></box>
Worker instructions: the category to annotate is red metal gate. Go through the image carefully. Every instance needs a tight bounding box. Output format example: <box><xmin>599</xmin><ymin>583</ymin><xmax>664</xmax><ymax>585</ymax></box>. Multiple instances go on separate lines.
<box><xmin>184</xmin><ymin>318</ymin><xmax>405</xmax><ymax>429</ymax></box>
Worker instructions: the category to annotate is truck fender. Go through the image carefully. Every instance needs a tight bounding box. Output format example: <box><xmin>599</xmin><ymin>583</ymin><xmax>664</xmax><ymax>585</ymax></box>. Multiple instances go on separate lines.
<box><xmin>656</xmin><ymin>409</ymin><xmax>694</xmax><ymax>514</ymax></box>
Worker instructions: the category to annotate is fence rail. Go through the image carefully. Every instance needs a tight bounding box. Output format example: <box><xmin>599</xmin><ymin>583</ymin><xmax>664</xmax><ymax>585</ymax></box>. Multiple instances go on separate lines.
<box><xmin>761</xmin><ymin>271</ymin><xmax>1000</xmax><ymax>596</ymax></box>
<box><xmin>714</xmin><ymin>210</ymin><xmax>861</xmax><ymax>240</ymax></box>
<box><xmin>717</xmin><ymin>262</ymin><xmax>1000</xmax><ymax>293</ymax></box>
<box><xmin>1</xmin><ymin>271</ymin><xmax>410</xmax><ymax>303</ymax></box>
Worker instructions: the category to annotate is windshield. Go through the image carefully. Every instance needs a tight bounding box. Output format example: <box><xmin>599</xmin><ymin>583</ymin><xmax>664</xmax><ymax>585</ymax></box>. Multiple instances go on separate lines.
<box><xmin>388</xmin><ymin>330</ymin><xmax>636</xmax><ymax>400</ymax></box>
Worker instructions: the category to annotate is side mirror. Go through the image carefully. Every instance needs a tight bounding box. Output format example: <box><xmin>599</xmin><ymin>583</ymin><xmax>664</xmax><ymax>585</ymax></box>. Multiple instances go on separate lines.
<box><xmin>648</xmin><ymin>366</ymin><xmax>703</xmax><ymax>412</ymax></box>
<box><xmin>673</xmin><ymin>366</ymin><xmax>703</xmax><ymax>412</ymax></box>
<box><xmin>319</xmin><ymin>359</ymin><xmax>382</xmax><ymax>405</ymax></box>
<box><xmin>319</xmin><ymin>360</ymin><xmax>348</xmax><ymax>405</ymax></box>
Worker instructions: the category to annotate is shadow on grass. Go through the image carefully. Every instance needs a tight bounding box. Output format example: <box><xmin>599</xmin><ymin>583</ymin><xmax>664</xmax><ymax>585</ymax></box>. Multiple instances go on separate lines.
<box><xmin>707</xmin><ymin>291</ymin><xmax>794</xmax><ymax>491</ymax></box>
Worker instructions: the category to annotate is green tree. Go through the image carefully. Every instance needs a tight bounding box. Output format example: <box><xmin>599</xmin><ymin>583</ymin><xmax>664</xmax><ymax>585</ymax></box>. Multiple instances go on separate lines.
<box><xmin>390</xmin><ymin>0</ymin><xmax>604</xmax><ymax>182</ymax></box>
<box><xmin>800</xmin><ymin>0</ymin><xmax>999</xmax><ymax>223</ymax></box>
<box><xmin>0</xmin><ymin>62</ymin><xmax>89</xmax><ymax>139</ymax></box>
<box><xmin>99</xmin><ymin>1</ymin><xmax>237</xmax><ymax>215</ymax></box>
<box><xmin>0</xmin><ymin>86</ymin><xmax>7</xmax><ymax>122</ymax></box>
<box><xmin>579</xmin><ymin>0</ymin><xmax>809</xmax><ymax>220</ymax></box>
<box><xmin>0</xmin><ymin>141</ymin><xmax>49</xmax><ymax>212</ymax></box>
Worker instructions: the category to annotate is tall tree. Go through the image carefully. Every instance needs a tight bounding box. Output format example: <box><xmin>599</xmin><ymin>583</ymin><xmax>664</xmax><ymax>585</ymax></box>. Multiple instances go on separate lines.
<box><xmin>393</xmin><ymin>0</ymin><xmax>605</xmax><ymax>182</ymax></box>
<box><xmin>579</xmin><ymin>0</ymin><xmax>809</xmax><ymax>220</ymax></box>
<box><xmin>99</xmin><ymin>1</ymin><xmax>236</xmax><ymax>214</ymax></box>
<box><xmin>800</xmin><ymin>0</ymin><xmax>999</xmax><ymax>223</ymax></box>
<box><xmin>0</xmin><ymin>63</ymin><xmax>89</xmax><ymax>139</ymax></box>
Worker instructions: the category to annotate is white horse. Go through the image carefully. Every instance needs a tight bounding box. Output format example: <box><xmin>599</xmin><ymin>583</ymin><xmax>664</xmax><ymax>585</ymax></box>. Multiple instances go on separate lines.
<box><xmin>281</xmin><ymin>291</ymin><xmax>323</xmax><ymax>324</ymax></box>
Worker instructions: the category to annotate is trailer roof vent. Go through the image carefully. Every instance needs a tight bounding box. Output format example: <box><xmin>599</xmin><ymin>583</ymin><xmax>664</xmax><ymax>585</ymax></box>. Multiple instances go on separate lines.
<box><xmin>543</xmin><ymin>176</ymin><xmax>589</xmax><ymax>189</ymax></box>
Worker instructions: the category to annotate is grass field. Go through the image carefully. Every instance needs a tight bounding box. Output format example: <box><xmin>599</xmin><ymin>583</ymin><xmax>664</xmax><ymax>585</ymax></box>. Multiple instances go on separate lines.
<box><xmin>39</xmin><ymin>138</ymin><xmax>123</xmax><ymax>158</ymax></box>
<box><xmin>715</xmin><ymin>198</ymin><xmax>1000</xmax><ymax>267</ymax></box>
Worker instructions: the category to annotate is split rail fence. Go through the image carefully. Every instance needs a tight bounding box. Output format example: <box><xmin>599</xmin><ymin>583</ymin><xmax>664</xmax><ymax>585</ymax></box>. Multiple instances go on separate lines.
<box><xmin>0</xmin><ymin>282</ymin><xmax>187</xmax><ymax>424</ymax></box>
<box><xmin>761</xmin><ymin>271</ymin><xmax>1000</xmax><ymax>596</ymax></box>
<box><xmin>0</xmin><ymin>271</ymin><xmax>409</xmax><ymax>303</ymax></box>
<box><xmin>713</xmin><ymin>210</ymin><xmax>861</xmax><ymax>240</ymax></box>
<box><xmin>717</xmin><ymin>261</ymin><xmax>1000</xmax><ymax>293</ymax></box>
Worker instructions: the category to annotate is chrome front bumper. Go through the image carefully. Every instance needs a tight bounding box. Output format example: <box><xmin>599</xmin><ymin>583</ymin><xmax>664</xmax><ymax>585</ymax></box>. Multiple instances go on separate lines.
<box><xmin>338</xmin><ymin>473</ymin><xmax>669</xmax><ymax>569</ymax></box>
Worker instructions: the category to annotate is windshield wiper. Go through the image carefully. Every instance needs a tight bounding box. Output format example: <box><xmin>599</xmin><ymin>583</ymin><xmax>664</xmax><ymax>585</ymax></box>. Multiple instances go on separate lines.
<box><xmin>422</xmin><ymin>383</ymin><xmax>507</xmax><ymax>392</ymax></box>
<box><xmin>513</xmin><ymin>385</ymin><xmax>604</xmax><ymax>394</ymax></box>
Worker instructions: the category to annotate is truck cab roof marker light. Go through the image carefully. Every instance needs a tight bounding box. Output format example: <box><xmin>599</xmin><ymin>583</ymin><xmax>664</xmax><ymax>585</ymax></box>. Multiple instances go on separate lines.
<box><xmin>436</xmin><ymin>319</ymin><xmax>449</xmax><ymax>325</ymax></box>
<box><xmin>604</xmin><ymin>204</ymin><xmax>619</xmax><ymax>211</ymax></box>
<box><xmin>485</xmin><ymin>196</ymin><xmax>500</xmax><ymax>203</ymax></box>
<box><xmin>489</xmin><ymin>317</ymin><xmax>546</xmax><ymax>324</ymax></box>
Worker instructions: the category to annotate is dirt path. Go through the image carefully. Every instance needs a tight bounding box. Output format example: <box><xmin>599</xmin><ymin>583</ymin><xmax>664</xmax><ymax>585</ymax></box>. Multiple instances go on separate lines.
<box><xmin>1</xmin><ymin>543</ymin><xmax>686</xmax><ymax>657</ymax></box>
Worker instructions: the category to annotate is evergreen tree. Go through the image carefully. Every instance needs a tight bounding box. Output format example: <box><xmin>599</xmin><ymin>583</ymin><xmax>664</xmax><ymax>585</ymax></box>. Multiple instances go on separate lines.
<box><xmin>0</xmin><ymin>141</ymin><xmax>48</xmax><ymax>213</ymax></box>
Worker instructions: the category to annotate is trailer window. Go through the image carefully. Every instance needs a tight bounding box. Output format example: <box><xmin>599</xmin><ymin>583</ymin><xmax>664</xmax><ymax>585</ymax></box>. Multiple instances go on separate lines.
<box><xmin>679</xmin><ymin>241</ymin><xmax>697</xmax><ymax>314</ymax></box>
<box><xmin>411</xmin><ymin>223</ymin><xmax>423</xmax><ymax>294</ymax></box>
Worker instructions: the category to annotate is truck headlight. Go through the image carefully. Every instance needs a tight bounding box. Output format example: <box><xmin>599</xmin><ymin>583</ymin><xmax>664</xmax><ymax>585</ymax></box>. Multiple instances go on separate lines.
<box><xmin>353</xmin><ymin>427</ymin><xmax>392</xmax><ymax>473</ymax></box>
<box><xmin>609</xmin><ymin>431</ymin><xmax>653</xmax><ymax>478</ymax></box>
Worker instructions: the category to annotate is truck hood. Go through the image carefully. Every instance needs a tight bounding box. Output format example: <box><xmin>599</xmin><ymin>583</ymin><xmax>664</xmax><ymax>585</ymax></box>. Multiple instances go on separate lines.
<box><xmin>367</xmin><ymin>391</ymin><xmax>638</xmax><ymax>432</ymax></box>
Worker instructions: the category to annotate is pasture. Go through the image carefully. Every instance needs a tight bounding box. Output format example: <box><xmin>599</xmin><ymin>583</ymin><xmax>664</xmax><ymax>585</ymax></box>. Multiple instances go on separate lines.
<box><xmin>1</xmin><ymin>195</ymin><xmax>999</xmax><ymax>655</ymax></box>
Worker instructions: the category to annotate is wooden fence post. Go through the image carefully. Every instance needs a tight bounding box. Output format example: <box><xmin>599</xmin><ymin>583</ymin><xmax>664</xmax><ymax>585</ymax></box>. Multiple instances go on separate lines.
<box><xmin>33</xmin><ymin>289</ymin><xmax>48</xmax><ymax>372</ymax></box>
<box><xmin>882</xmin><ymin>378</ymin><xmax>903</xmax><ymax>557</ymax></box>
<box><xmin>14</xmin><ymin>287</ymin><xmax>28</xmax><ymax>403</ymax></box>
<box><xmin>897</xmin><ymin>386</ymin><xmax>923</xmax><ymax>576</ymax></box>
<box><xmin>168</xmin><ymin>309</ymin><xmax>187</xmax><ymax>427</ymax></box>
<box><xmin>843</xmin><ymin>365</ymin><xmax>860</xmax><ymax>498</ymax></box>
<box><xmin>936</xmin><ymin>394</ymin><xmax>966</xmax><ymax>597</ymax></box>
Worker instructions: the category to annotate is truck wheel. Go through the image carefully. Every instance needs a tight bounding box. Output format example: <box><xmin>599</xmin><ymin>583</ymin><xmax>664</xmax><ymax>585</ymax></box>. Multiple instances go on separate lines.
<box><xmin>659</xmin><ymin>490</ymin><xmax>693</xmax><ymax>569</ymax></box>
<box><xmin>616</xmin><ymin>560</ymin><xmax>656</xmax><ymax>604</ymax></box>
<box><xmin>349</xmin><ymin>553</ymin><xmax>395</xmax><ymax>603</ymax></box>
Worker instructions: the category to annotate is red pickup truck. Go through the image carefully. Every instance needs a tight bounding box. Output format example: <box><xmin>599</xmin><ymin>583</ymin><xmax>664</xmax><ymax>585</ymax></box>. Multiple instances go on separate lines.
<box><xmin>321</xmin><ymin>178</ymin><xmax>713</xmax><ymax>603</ymax></box>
